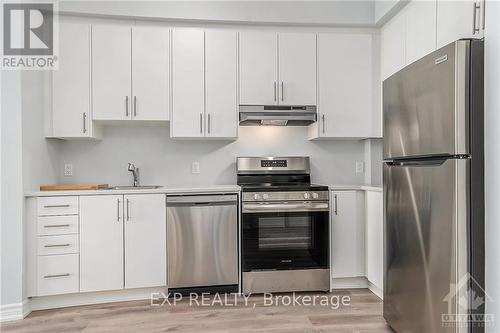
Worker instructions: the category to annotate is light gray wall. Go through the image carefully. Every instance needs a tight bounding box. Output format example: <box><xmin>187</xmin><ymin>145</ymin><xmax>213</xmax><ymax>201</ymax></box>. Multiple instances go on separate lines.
<box><xmin>484</xmin><ymin>1</ymin><xmax>500</xmax><ymax>330</ymax></box>
<box><xmin>22</xmin><ymin>72</ymin><xmax>60</xmax><ymax>192</ymax></box>
<box><xmin>370</xmin><ymin>139</ymin><xmax>383</xmax><ymax>186</ymax></box>
<box><xmin>1</xmin><ymin>71</ymin><xmax>24</xmax><ymax>307</ymax></box>
<box><xmin>57</xmin><ymin>125</ymin><xmax>366</xmax><ymax>187</ymax></box>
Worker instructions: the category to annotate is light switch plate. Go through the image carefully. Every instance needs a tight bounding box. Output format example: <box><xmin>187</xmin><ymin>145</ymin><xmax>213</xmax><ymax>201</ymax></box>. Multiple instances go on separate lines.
<box><xmin>64</xmin><ymin>163</ymin><xmax>73</xmax><ymax>177</ymax></box>
<box><xmin>355</xmin><ymin>161</ymin><xmax>364</xmax><ymax>174</ymax></box>
<box><xmin>191</xmin><ymin>162</ymin><xmax>200</xmax><ymax>174</ymax></box>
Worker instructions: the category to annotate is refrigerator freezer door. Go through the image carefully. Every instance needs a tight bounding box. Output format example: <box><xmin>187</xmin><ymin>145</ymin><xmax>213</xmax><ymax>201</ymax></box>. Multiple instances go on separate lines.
<box><xmin>384</xmin><ymin>158</ymin><xmax>468</xmax><ymax>333</ymax></box>
<box><xmin>383</xmin><ymin>41</ymin><xmax>470</xmax><ymax>159</ymax></box>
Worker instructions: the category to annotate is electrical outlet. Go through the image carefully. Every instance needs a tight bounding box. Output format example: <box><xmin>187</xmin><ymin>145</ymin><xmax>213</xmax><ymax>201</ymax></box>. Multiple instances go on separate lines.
<box><xmin>355</xmin><ymin>161</ymin><xmax>364</xmax><ymax>174</ymax></box>
<box><xmin>191</xmin><ymin>162</ymin><xmax>200</xmax><ymax>174</ymax></box>
<box><xmin>64</xmin><ymin>163</ymin><xmax>73</xmax><ymax>177</ymax></box>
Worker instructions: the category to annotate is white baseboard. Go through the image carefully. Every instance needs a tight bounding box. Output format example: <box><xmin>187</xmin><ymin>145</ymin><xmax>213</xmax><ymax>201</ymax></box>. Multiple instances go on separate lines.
<box><xmin>0</xmin><ymin>299</ymin><xmax>30</xmax><ymax>322</ymax></box>
<box><xmin>367</xmin><ymin>281</ymin><xmax>383</xmax><ymax>299</ymax></box>
<box><xmin>29</xmin><ymin>287</ymin><xmax>168</xmax><ymax>312</ymax></box>
<box><xmin>331</xmin><ymin>276</ymin><xmax>368</xmax><ymax>290</ymax></box>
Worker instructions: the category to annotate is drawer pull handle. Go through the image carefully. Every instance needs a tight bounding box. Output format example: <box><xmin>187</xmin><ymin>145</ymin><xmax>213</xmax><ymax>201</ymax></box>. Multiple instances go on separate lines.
<box><xmin>43</xmin><ymin>204</ymin><xmax>70</xmax><ymax>208</ymax></box>
<box><xmin>44</xmin><ymin>243</ymin><xmax>71</xmax><ymax>248</ymax></box>
<box><xmin>44</xmin><ymin>224</ymin><xmax>70</xmax><ymax>228</ymax></box>
<box><xmin>44</xmin><ymin>273</ymin><xmax>70</xmax><ymax>279</ymax></box>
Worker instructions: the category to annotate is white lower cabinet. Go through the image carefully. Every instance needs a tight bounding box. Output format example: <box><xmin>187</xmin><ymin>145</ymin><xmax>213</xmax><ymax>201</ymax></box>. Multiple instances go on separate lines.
<box><xmin>37</xmin><ymin>254</ymin><xmax>79</xmax><ymax>296</ymax></box>
<box><xmin>124</xmin><ymin>194</ymin><xmax>166</xmax><ymax>289</ymax></box>
<box><xmin>331</xmin><ymin>191</ymin><xmax>366</xmax><ymax>278</ymax></box>
<box><xmin>80</xmin><ymin>195</ymin><xmax>124</xmax><ymax>292</ymax></box>
<box><xmin>80</xmin><ymin>194</ymin><xmax>166</xmax><ymax>293</ymax></box>
<box><xmin>365</xmin><ymin>191</ymin><xmax>384</xmax><ymax>291</ymax></box>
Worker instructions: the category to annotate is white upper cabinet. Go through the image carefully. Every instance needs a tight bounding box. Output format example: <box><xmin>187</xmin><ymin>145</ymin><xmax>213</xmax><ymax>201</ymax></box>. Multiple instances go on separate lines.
<box><xmin>239</xmin><ymin>31</ymin><xmax>277</xmax><ymax>105</ymax></box>
<box><xmin>92</xmin><ymin>25</ymin><xmax>132</xmax><ymax>121</ymax></box>
<box><xmin>171</xmin><ymin>28</ymin><xmax>205</xmax><ymax>138</ymax></box>
<box><xmin>312</xmin><ymin>33</ymin><xmax>373</xmax><ymax>139</ymax></box>
<box><xmin>124</xmin><ymin>194</ymin><xmax>166</xmax><ymax>289</ymax></box>
<box><xmin>278</xmin><ymin>33</ymin><xmax>316</xmax><ymax>105</ymax></box>
<box><xmin>205</xmin><ymin>30</ymin><xmax>238</xmax><ymax>138</ymax></box>
<box><xmin>80</xmin><ymin>195</ymin><xmax>124</xmax><ymax>292</ymax></box>
<box><xmin>131</xmin><ymin>26</ymin><xmax>170</xmax><ymax>121</ymax></box>
<box><xmin>381</xmin><ymin>12</ymin><xmax>406</xmax><ymax>80</ymax></box>
<box><xmin>51</xmin><ymin>22</ymin><xmax>96</xmax><ymax>139</ymax></box>
<box><xmin>406</xmin><ymin>0</ymin><xmax>437</xmax><ymax>65</ymax></box>
<box><xmin>437</xmin><ymin>0</ymin><xmax>484</xmax><ymax>49</ymax></box>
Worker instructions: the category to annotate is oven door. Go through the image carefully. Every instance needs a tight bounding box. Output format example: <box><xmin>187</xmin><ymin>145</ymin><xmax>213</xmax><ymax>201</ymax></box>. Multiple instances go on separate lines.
<box><xmin>242</xmin><ymin>201</ymin><xmax>329</xmax><ymax>271</ymax></box>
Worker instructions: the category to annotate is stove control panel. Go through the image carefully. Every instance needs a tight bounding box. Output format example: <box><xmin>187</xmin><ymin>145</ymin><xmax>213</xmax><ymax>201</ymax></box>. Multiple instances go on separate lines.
<box><xmin>242</xmin><ymin>191</ymin><xmax>329</xmax><ymax>202</ymax></box>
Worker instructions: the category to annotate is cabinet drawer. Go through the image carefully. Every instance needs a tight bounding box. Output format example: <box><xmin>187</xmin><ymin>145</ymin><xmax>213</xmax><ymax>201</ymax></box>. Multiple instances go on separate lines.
<box><xmin>38</xmin><ymin>215</ymin><xmax>78</xmax><ymax>235</ymax></box>
<box><xmin>37</xmin><ymin>254</ymin><xmax>79</xmax><ymax>296</ymax></box>
<box><xmin>38</xmin><ymin>235</ymin><xmax>79</xmax><ymax>256</ymax></box>
<box><xmin>38</xmin><ymin>197</ymin><xmax>78</xmax><ymax>216</ymax></box>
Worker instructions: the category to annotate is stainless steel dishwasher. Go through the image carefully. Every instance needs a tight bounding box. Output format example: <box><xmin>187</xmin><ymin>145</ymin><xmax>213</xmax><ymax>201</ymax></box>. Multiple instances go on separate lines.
<box><xmin>166</xmin><ymin>194</ymin><xmax>238</xmax><ymax>291</ymax></box>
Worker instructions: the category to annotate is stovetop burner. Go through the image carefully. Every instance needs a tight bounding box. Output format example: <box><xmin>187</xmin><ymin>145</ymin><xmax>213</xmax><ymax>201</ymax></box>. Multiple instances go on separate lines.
<box><xmin>236</xmin><ymin>156</ymin><xmax>328</xmax><ymax>193</ymax></box>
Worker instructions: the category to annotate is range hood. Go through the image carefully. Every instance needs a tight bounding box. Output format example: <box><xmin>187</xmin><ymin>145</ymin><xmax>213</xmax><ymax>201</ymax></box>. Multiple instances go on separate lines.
<box><xmin>239</xmin><ymin>105</ymin><xmax>317</xmax><ymax>126</ymax></box>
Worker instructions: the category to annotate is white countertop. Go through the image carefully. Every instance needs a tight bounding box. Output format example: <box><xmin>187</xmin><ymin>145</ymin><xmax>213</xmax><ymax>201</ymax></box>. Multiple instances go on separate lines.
<box><xmin>329</xmin><ymin>185</ymin><xmax>382</xmax><ymax>192</ymax></box>
<box><xmin>24</xmin><ymin>185</ymin><xmax>241</xmax><ymax>197</ymax></box>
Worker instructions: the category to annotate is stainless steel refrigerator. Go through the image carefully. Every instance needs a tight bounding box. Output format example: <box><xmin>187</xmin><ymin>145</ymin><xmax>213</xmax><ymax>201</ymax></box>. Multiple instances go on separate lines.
<box><xmin>383</xmin><ymin>40</ymin><xmax>484</xmax><ymax>333</ymax></box>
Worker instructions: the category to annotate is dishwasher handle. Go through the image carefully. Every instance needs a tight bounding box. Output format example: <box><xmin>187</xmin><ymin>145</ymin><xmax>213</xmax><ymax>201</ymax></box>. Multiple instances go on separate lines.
<box><xmin>166</xmin><ymin>194</ymin><xmax>237</xmax><ymax>206</ymax></box>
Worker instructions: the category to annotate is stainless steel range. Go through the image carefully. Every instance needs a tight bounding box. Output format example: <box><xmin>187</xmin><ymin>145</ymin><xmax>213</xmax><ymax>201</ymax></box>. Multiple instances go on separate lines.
<box><xmin>237</xmin><ymin>156</ymin><xmax>330</xmax><ymax>294</ymax></box>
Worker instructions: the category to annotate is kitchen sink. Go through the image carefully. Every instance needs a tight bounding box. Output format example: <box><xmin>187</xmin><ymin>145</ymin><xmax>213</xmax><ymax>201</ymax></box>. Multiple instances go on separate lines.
<box><xmin>109</xmin><ymin>185</ymin><xmax>163</xmax><ymax>190</ymax></box>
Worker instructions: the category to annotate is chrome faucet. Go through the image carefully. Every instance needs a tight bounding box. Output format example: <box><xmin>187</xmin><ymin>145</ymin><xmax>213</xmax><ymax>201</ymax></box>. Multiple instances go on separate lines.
<box><xmin>127</xmin><ymin>163</ymin><xmax>140</xmax><ymax>187</ymax></box>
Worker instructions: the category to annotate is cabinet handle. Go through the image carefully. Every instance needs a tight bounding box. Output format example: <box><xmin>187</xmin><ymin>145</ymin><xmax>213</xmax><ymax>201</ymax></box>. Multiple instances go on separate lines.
<box><xmin>322</xmin><ymin>114</ymin><xmax>326</xmax><ymax>133</ymax></box>
<box><xmin>133</xmin><ymin>96</ymin><xmax>137</xmax><ymax>117</ymax></box>
<box><xmin>274</xmin><ymin>82</ymin><xmax>277</xmax><ymax>101</ymax></box>
<box><xmin>44</xmin><ymin>273</ymin><xmax>70</xmax><ymax>279</ymax></box>
<box><xmin>125</xmin><ymin>96</ymin><xmax>129</xmax><ymax>117</ymax></box>
<box><xmin>482</xmin><ymin>0</ymin><xmax>485</xmax><ymax>30</ymax></box>
<box><xmin>200</xmin><ymin>113</ymin><xmax>203</xmax><ymax>134</ymax></box>
<box><xmin>44</xmin><ymin>224</ymin><xmax>70</xmax><ymax>228</ymax></box>
<box><xmin>126</xmin><ymin>199</ymin><xmax>130</xmax><ymax>221</ymax></box>
<box><xmin>207</xmin><ymin>114</ymin><xmax>211</xmax><ymax>134</ymax></box>
<box><xmin>117</xmin><ymin>199</ymin><xmax>121</xmax><ymax>222</ymax></box>
<box><xmin>472</xmin><ymin>2</ymin><xmax>481</xmax><ymax>34</ymax></box>
<box><xmin>44</xmin><ymin>243</ymin><xmax>70</xmax><ymax>248</ymax></box>
<box><xmin>334</xmin><ymin>194</ymin><xmax>338</xmax><ymax>215</ymax></box>
<box><xmin>83</xmin><ymin>112</ymin><xmax>87</xmax><ymax>133</ymax></box>
<box><xmin>43</xmin><ymin>204</ymin><xmax>70</xmax><ymax>208</ymax></box>
<box><xmin>281</xmin><ymin>81</ymin><xmax>284</xmax><ymax>102</ymax></box>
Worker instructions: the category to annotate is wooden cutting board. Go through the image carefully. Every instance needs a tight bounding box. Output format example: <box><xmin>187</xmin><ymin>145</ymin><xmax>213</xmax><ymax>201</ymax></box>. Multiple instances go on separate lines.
<box><xmin>40</xmin><ymin>184</ymin><xmax>109</xmax><ymax>191</ymax></box>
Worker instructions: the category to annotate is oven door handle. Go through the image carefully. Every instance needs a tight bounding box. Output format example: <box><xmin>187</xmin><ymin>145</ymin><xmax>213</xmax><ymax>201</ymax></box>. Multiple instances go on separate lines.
<box><xmin>242</xmin><ymin>202</ymin><xmax>329</xmax><ymax>213</ymax></box>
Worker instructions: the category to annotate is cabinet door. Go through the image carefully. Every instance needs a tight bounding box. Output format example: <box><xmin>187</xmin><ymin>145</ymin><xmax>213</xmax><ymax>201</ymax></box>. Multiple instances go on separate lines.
<box><xmin>92</xmin><ymin>25</ymin><xmax>131</xmax><ymax>120</ymax></box>
<box><xmin>124</xmin><ymin>194</ymin><xmax>166</xmax><ymax>289</ymax></box>
<box><xmin>52</xmin><ymin>23</ymin><xmax>92</xmax><ymax>138</ymax></box>
<box><xmin>437</xmin><ymin>0</ymin><xmax>481</xmax><ymax>49</ymax></box>
<box><xmin>80</xmin><ymin>195</ymin><xmax>124</xmax><ymax>292</ymax></box>
<box><xmin>278</xmin><ymin>33</ymin><xmax>316</xmax><ymax>105</ymax></box>
<box><xmin>171</xmin><ymin>28</ymin><xmax>205</xmax><ymax>138</ymax></box>
<box><xmin>331</xmin><ymin>191</ymin><xmax>365</xmax><ymax>278</ymax></box>
<box><xmin>132</xmin><ymin>26</ymin><xmax>169</xmax><ymax>121</ymax></box>
<box><xmin>406</xmin><ymin>0</ymin><xmax>437</xmax><ymax>65</ymax></box>
<box><xmin>317</xmin><ymin>33</ymin><xmax>372</xmax><ymax>138</ymax></box>
<box><xmin>205</xmin><ymin>30</ymin><xmax>238</xmax><ymax>138</ymax></box>
<box><xmin>366</xmin><ymin>191</ymin><xmax>383</xmax><ymax>291</ymax></box>
<box><xmin>239</xmin><ymin>31</ymin><xmax>277</xmax><ymax>105</ymax></box>
<box><xmin>381</xmin><ymin>12</ymin><xmax>406</xmax><ymax>80</ymax></box>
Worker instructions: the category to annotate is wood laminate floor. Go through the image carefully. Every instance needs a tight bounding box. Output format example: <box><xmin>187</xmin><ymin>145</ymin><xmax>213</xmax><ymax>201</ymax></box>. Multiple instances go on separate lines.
<box><xmin>1</xmin><ymin>289</ymin><xmax>393</xmax><ymax>333</ymax></box>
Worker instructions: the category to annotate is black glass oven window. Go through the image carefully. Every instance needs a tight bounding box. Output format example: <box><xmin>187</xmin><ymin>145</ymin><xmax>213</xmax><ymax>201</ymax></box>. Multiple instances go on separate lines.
<box><xmin>258</xmin><ymin>216</ymin><xmax>313</xmax><ymax>250</ymax></box>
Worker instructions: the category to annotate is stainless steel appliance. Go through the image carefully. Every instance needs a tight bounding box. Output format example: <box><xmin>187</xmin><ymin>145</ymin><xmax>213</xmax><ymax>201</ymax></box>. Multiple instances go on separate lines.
<box><xmin>166</xmin><ymin>194</ymin><xmax>238</xmax><ymax>292</ymax></box>
<box><xmin>238</xmin><ymin>156</ymin><xmax>330</xmax><ymax>294</ymax></box>
<box><xmin>239</xmin><ymin>105</ymin><xmax>317</xmax><ymax>126</ymax></box>
<box><xmin>383</xmin><ymin>40</ymin><xmax>484</xmax><ymax>333</ymax></box>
